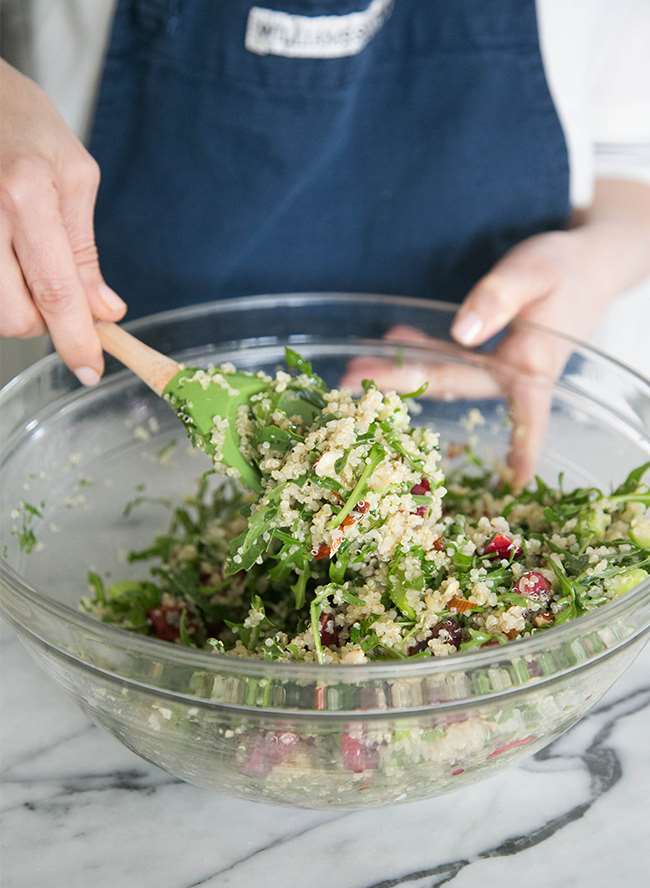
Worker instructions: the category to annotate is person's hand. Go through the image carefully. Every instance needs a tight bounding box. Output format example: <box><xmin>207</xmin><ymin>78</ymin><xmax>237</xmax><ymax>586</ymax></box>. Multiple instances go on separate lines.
<box><xmin>0</xmin><ymin>60</ymin><xmax>126</xmax><ymax>384</ymax></box>
<box><xmin>451</xmin><ymin>228</ymin><xmax>608</xmax><ymax>486</ymax></box>
<box><xmin>343</xmin><ymin>181</ymin><xmax>650</xmax><ymax>488</ymax></box>
<box><xmin>343</xmin><ymin>230</ymin><xmax>607</xmax><ymax>487</ymax></box>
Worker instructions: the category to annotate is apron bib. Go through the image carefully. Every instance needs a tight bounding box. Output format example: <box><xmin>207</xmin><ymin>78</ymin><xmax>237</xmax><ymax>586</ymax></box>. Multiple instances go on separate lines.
<box><xmin>89</xmin><ymin>0</ymin><xmax>569</xmax><ymax>318</ymax></box>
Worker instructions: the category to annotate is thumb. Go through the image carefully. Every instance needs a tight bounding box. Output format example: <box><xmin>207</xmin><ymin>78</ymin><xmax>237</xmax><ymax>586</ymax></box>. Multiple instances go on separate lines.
<box><xmin>451</xmin><ymin>239</ymin><xmax>558</xmax><ymax>347</ymax></box>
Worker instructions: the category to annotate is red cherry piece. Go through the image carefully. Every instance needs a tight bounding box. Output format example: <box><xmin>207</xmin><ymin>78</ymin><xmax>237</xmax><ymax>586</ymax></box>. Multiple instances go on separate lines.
<box><xmin>356</xmin><ymin>500</ymin><xmax>370</xmax><ymax>514</ymax></box>
<box><xmin>516</xmin><ymin>570</ymin><xmax>552</xmax><ymax>602</ymax></box>
<box><xmin>313</xmin><ymin>543</ymin><xmax>331</xmax><ymax>560</ymax></box>
<box><xmin>483</xmin><ymin>533</ymin><xmax>522</xmax><ymax>559</ymax></box>
<box><xmin>410</xmin><ymin>478</ymin><xmax>431</xmax><ymax>496</ymax></box>
<box><xmin>414</xmin><ymin>505</ymin><xmax>428</xmax><ymax>518</ymax></box>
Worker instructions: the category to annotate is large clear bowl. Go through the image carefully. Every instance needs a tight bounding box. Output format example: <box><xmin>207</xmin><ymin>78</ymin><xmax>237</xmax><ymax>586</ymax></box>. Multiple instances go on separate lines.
<box><xmin>1</xmin><ymin>294</ymin><xmax>649</xmax><ymax>808</ymax></box>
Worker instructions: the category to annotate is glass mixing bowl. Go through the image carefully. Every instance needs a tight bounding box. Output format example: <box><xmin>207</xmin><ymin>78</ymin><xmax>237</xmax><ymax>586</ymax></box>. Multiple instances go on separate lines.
<box><xmin>1</xmin><ymin>294</ymin><xmax>649</xmax><ymax>809</ymax></box>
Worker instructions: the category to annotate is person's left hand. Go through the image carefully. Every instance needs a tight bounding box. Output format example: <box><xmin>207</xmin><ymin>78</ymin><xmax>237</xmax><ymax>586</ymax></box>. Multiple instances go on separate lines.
<box><xmin>342</xmin><ymin>228</ymin><xmax>614</xmax><ymax>489</ymax></box>
<box><xmin>452</xmin><ymin>228</ymin><xmax>616</xmax><ymax>486</ymax></box>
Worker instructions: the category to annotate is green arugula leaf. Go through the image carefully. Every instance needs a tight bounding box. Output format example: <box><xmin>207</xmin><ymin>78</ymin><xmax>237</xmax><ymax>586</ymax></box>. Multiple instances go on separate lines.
<box><xmin>87</xmin><ymin>570</ymin><xmax>106</xmax><ymax>606</ymax></box>
<box><xmin>341</xmin><ymin>588</ymin><xmax>365</xmax><ymax>607</ymax></box>
<box><xmin>399</xmin><ymin>381</ymin><xmax>429</xmax><ymax>400</ymax></box>
<box><xmin>386</xmin><ymin>552</ymin><xmax>419</xmax><ymax>620</ymax></box>
<box><xmin>283</xmin><ymin>347</ymin><xmax>327</xmax><ymax>390</ymax></box>
<box><xmin>11</xmin><ymin>500</ymin><xmax>44</xmax><ymax>554</ymax></box>
<box><xmin>329</xmin><ymin>541</ymin><xmax>351</xmax><ymax>584</ymax></box>
<box><xmin>179</xmin><ymin>608</ymin><xmax>195</xmax><ymax>646</ymax></box>
<box><xmin>291</xmin><ymin>565</ymin><xmax>310</xmax><ymax>609</ymax></box>
<box><xmin>612</xmin><ymin>461</ymin><xmax>650</xmax><ymax>496</ymax></box>
<box><xmin>253</xmin><ymin>426</ymin><xmax>294</xmax><ymax>452</ymax></box>
<box><xmin>328</xmin><ymin>443</ymin><xmax>386</xmax><ymax>529</ymax></box>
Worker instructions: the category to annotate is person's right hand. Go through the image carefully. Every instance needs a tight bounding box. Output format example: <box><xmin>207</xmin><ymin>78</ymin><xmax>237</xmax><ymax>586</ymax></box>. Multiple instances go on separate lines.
<box><xmin>0</xmin><ymin>60</ymin><xmax>126</xmax><ymax>385</ymax></box>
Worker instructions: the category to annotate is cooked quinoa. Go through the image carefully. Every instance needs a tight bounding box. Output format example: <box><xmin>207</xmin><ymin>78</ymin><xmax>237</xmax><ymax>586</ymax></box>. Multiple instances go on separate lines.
<box><xmin>81</xmin><ymin>349</ymin><xmax>650</xmax><ymax>663</ymax></box>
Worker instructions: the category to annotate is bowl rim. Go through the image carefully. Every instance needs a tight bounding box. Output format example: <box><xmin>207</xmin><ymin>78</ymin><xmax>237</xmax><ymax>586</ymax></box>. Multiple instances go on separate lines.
<box><xmin>1</xmin><ymin>291</ymin><xmax>650</xmax><ymax>685</ymax></box>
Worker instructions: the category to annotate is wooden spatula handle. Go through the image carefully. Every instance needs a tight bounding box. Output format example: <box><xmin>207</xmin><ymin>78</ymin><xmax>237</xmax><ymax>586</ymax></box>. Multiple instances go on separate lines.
<box><xmin>96</xmin><ymin>322</ymin><xmax>181</xmax><ymax>395</ymax></box>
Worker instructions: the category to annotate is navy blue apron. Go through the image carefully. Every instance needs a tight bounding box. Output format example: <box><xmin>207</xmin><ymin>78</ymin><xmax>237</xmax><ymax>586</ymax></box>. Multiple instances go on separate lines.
<box><xmin>89</xmin><ymin>0</ymin><xmax>569</xmax><ymax>318</ymax></box>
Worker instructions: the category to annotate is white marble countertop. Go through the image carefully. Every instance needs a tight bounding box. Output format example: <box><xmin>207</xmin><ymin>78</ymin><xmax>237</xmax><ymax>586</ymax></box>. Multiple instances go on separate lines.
<box><xmin>1</xmin><ymin>615</ymin><xmax>649</xmax><ymax>888</ymax></box>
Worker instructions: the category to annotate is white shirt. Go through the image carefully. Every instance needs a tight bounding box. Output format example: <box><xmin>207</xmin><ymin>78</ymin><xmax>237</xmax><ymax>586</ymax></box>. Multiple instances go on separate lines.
<box><xmin>4</xmin><ymin>0</ymin><xmax>650</xmax><ymax>209</ymax></box>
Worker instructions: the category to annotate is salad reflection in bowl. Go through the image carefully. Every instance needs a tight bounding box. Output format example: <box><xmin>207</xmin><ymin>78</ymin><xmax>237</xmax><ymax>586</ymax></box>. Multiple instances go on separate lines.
<box><xmin>1</xmin><ymin>294</ymin><xmax>649</xmax><ymax>809</ymax></box>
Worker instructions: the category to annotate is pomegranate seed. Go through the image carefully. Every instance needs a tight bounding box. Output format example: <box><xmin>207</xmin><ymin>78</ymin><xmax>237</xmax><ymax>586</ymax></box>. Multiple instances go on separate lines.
<box><xmin>147</xmin><ymin>604</ymin><xmax>183</xmax><ymax>642</ymax></box>
<box><xmin>356</xmin><ymin>500</ymin><xmax>370</xmax><ymax>514</ymax></box>
<box><xmin>483</xmin><ymin>533</ymin><xmax>522</xmax><ymax>559</ymax></box>
<box><xmin>410</xmin><ymin>478</ymin><xmax>431</xmax><ymax>496</ymax></box>
<box><xmin>313</xmin><ymin>543</ymin><xmax>331</xmax><ymax>560</ymax></box>
<box><xmin>432</xmin><ymin>536</ymin><xmax>446</xmax><ymax>551</ymax></box>
<box><xmin>451</xmin><ymin>767</ymin><xmax>465</xmax><ymax>776</ymax></box>
<box><xmin>319</xmin><ymin>612</ymin><xmax>339</xmax><ymax>648</ymax></box>
<box><xmin>341</xmin><ymin>733</ymin><xmax>378</xmax><ymax>773</ymax></box>
<box><xmin>414</xmin><ymin>505</ymin><xmax>428</xmax><ymax>518</ymax></box>
<box><xmin>516</xmin><ymin>570</ymin><xmax>552</xmax><ymax>603</ymax></box>
<box><xmin>340</xmin><ymin>514</ymin><xmax>356</xmax><ymax>528</ymax></box>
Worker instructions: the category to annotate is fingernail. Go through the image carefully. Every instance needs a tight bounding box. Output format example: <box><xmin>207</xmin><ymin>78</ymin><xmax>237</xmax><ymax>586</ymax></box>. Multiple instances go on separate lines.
<box><xmin>75</xmin><ymin>366</ymin><xmax>100</xmax><ymax>386</ymax></box>
<box><xmin>99</xmin><ymin>283</ymin><xmax>126</xmax><ymax>313</ymax></box>
<box><xmin>452</xmin><ymin>311</ymin><xmax>483</xmax><ymax>346</ymax></box>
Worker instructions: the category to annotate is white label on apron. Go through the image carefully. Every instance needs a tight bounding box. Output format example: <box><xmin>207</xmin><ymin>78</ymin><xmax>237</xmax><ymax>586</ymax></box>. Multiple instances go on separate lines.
<box><xmin>245</xmin><ymin>0</ymin><xmax>395</xmax><ymax>58</ymax></box>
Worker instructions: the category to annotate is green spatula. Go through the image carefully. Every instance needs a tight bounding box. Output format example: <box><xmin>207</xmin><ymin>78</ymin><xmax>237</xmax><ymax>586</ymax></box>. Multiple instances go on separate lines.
<box><xmin>96</xmin><ymin>322</ymin><xmax>267</xmax><ymax>491</ymax></box>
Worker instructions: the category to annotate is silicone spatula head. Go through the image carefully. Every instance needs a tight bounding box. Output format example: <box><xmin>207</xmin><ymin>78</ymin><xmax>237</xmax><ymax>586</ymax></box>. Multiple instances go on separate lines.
<box><xmin>94</xmin><ymin>323</ymin><xmax>268</xmax><ymax>492</ymax></box>
<box><xmin>163</xmin><ymin>369</ymin><xmax>268</xmax><ymax>492</ymax></box>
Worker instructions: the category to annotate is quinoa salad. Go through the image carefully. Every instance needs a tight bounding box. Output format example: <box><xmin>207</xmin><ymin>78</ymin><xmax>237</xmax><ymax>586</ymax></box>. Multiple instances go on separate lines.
<box><xmin>82</xmin><ymin>349</ymin><xmax>650</xmax><ymax>663</ymax></box>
